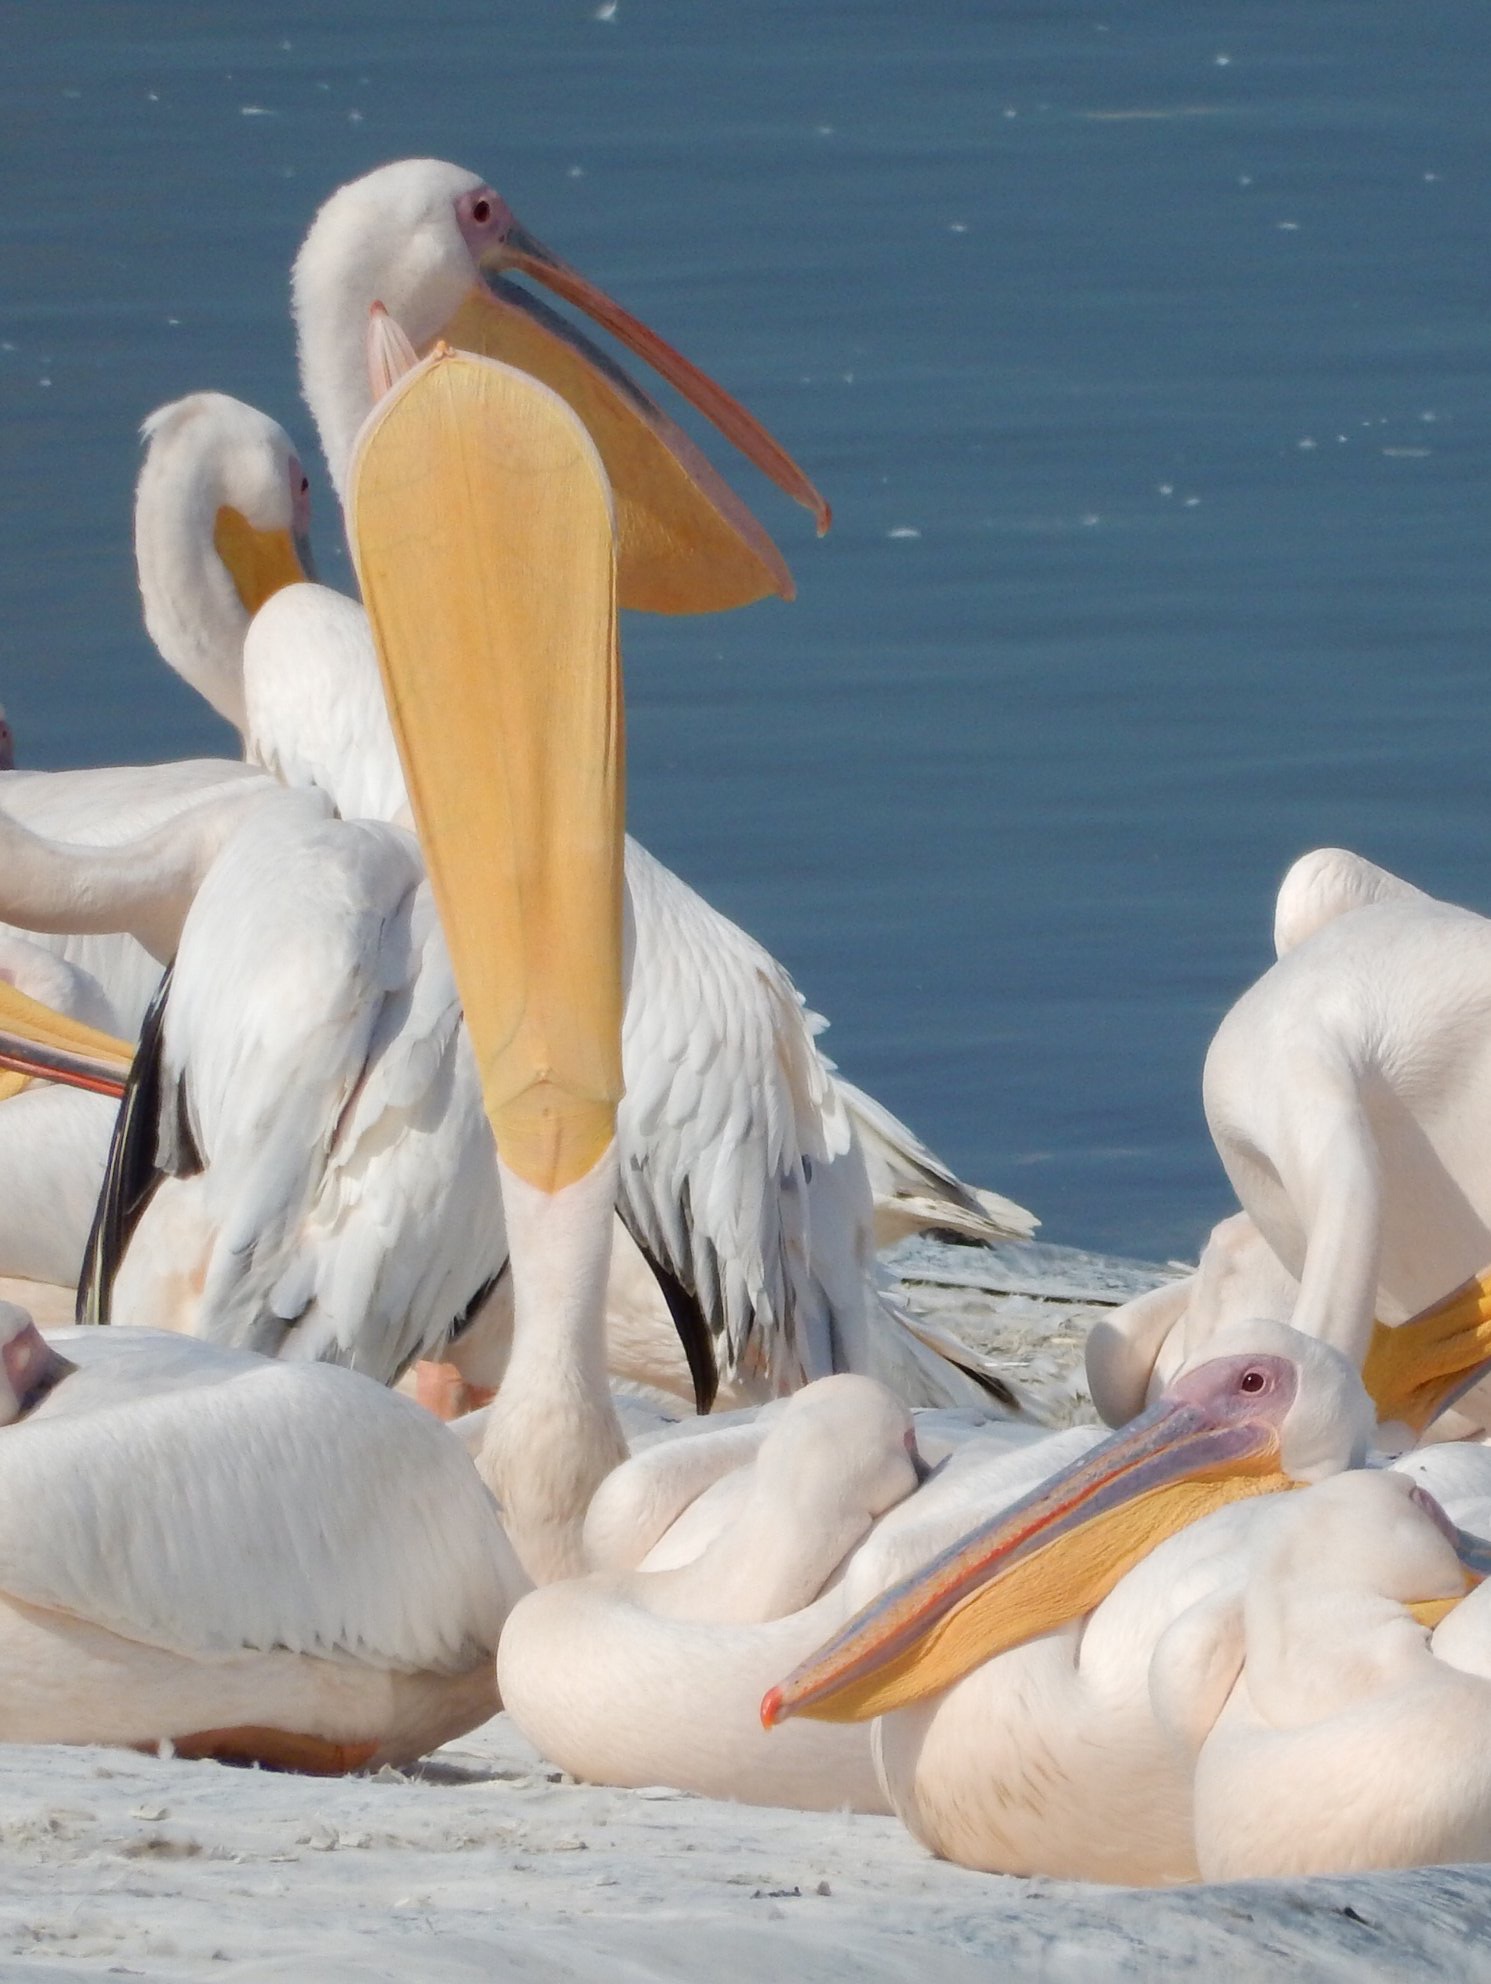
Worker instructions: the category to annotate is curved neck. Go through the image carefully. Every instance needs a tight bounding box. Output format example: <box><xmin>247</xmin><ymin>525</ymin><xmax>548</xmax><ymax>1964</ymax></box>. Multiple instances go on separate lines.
<box><xmin>0</xmin><ymin>792</ymin><xmax>262</xmax><ymax>962</ymax></box>
<box><xmin>294</xmin><ymin>236</ymin><xmax>468</xmax><ymax>503</ymax></box>
<box><xmin>296</xmin><ymin>275</ymin><xmax>375</xmax><ymax>506</ymax></box>
<box><xmin>134</xmin><ymin>440</ymin><xmax>252</xmax><ymax>734</ymax></box>
<box><xmin>477</xmin><ymin>1148</ymin><xmax>626</xmax><ymax>1585</ymax></box>
<box><xmin>649</xmin><ymin>1467</ymin><xmax>874</xmax><ymax>1626</ymax></box>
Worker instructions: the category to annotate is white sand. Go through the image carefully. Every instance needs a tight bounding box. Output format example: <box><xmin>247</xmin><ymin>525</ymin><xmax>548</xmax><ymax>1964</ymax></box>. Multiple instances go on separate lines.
<box><xmin>2</xmin><ymin>1716</ymin><xmax>1490</xmax><ymax>1982</ymax></box>
<box><xmin>5</xmin><ymin>1240</ymin><xmax>1490</xmax><ymax>1980</ymax></box>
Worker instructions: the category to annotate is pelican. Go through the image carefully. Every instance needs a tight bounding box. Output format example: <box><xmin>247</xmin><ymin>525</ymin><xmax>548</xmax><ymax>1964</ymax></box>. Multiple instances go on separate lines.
<box><xmin>266</xmin><ymin>157</ymin><xmax>1035</xmax><ymax>1400</ymax></box>
<box><xmin>1088</xmin><ymin>848</ymin><xmax>1491</xmax><ymax>1442</ymax></box>
<box><xmin>0</xmin><ymin>388</ymin><xmax>306</xmax><ymax>1038</ymax></box>
<box><xmin>1182</xmin><ymin>1467</ymin><xmax>1491</xmax><ymax>1879</ymax></box>
<box><xmin>759</xmin><ymin>1322</ymin><xmax>1471</xmax><ymax>1882</ymax></box>
<box><xmin>135</xmin><ymin>391</ymin><xmax>315</xmax><ymax>733</ymax></box>
<box><xmin>0</xmin><ymin>349</ymin><xmax>659</xmax><ymax>1587</ymax></box>
<box><xmin>1091</xmin><ymin>1208</ymin><xmax>1491</xmax><ymax>1450</ymax></box>
<box><xmin>0</xmin><ymin>1301</ymin><xmax>521</xmax><ymax>1768</ymax></box>
<box><xmin>3</xmin><ymin>172</ymin><xmax>1031</xmax><ymax>1402</ymax></box>
<box><xmin>496</xmin><ymin>1373</ymin><xmax>931</xmax><ymax>1811</ymax></box>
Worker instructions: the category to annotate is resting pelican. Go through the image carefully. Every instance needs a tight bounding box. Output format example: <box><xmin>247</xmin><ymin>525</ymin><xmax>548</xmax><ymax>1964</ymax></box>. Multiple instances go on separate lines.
<box><xmin>1182</xmin><ymin>1467</ymin><xmax>1491</xmax><ymax>1879</ymax></box>
<box><xmin>496</xmin><ymin>1373</ymin><xmax>930</xmax><ymax>1810</ymax></box>
<box><xmin>0</xmin><ymin>1302</ymin><xmax>521</xmax><ymax>1768</ymax></box>
<box><xmin>761</xmin><ymin>1322</ymin><xmax>1426</xmax><ymax>1882</ymax></box>
<box><xmin>1091</xmin><ymin>1208</ymin><xmax>1491</xmax><ymax>1450</ymax></box>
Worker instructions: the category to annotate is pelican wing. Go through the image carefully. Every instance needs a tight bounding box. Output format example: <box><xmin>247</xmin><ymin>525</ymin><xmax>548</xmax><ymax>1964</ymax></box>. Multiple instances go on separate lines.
<box><xmin>152</xmin><ymin>800</ymin><xmax>420</xmax><ymax>1341</ymax></box>
<box><xmin>615</xmin><ymin>840</ymin><xmax>848</xmax><ymax>1394</ymax></box>
<box><xmin>267</xmin><ymin>884</ymin><xmax>506</xmax><ymax>1378</ymax></box>
<box><xmin>0</xmin><ymin>1332</ymin><xmax>517</xmax><ymax>1672</ymax></box>
<box><xmin>833</xmin><ymin>1075</ymin><xmax>1038</xmax><ymax>1247</ymax></box>
<box><xmin>134</xmin><ymin>801</ymin><xmax>503</xmax><ymax>1379</ymax></box>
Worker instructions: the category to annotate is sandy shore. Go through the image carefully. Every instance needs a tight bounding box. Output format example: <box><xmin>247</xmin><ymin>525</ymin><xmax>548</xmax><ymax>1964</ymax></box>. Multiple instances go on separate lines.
<box><xmin>5</xmin><ymin>1239</ymin><xmax>1491</xmax><ymax>1980</ymax></box>
<box><xmin>3</xmin><ymin>1716</ymin><xmax>1490</xmax><ymax>1982</ymax></box>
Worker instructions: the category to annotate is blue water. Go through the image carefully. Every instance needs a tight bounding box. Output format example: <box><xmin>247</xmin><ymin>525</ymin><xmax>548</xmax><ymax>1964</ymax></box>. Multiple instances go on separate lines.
<box><xmin>4</xmin><ymin>2</ymin><xmax>1490</xmax><ymax>1261</ymax></box>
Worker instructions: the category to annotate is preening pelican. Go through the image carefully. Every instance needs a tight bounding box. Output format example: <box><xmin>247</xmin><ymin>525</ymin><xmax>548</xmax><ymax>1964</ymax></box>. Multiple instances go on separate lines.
<box><xmin>1087</xmin><ymin>848</ymin><xmax>1491</xmax><ymax>1442</ymax></box>
<box><xmin>1182</xmin><ymin>1467</ymin><xmax>1491</xmax><ymax>1879</ymax></box>
<box><xmin>496</xmin><ymin>1373</ymin><xmax>929</xmax><ymax>1811</ymax></box>
<box><xmin>0</xmin><ymin>1303</ymin><xmax>520</xmax><ymax>1769</ymax></box>
<box><xmin>135</xmin><ymin>392</ymin><xmax>314</xmax><ymax>732</ymax></box>
<box><xmin>1201</xmin><ymin>849</ymin><xmax>1491</xmax><ymax>1431</ymax></box>
<box><xmin>0</xmin><ymin>389</ymin><xmax>309</xmax><ymax>1036</ymax></box>
<box><xmin>762</xmin><ymin>1322</ymin><xmax>1396</xmax><ymax>1882</ymax></box>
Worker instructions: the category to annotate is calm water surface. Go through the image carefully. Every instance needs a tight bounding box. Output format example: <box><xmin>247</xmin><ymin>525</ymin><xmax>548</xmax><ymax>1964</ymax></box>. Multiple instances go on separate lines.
<box><xmin>3</xmin><ymin>2</ymin><xmax>1490</xmax><ymax>1260</ymax></box>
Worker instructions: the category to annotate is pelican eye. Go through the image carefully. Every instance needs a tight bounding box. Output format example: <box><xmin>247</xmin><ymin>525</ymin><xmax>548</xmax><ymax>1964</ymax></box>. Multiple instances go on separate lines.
<box><xmin>300</xmin><ymin>474</ymin><xmax>310</xmax><ymax>494</ymax></box>
<box><xmin>471</xmin><ymin>196</ymin><xmax>492</xmax><ymax>224</ymax></box>
<box><xmin>1238</xmin><ymin>1367</ymin><xmax>1268</xmax><ymax>1394</ymax></box>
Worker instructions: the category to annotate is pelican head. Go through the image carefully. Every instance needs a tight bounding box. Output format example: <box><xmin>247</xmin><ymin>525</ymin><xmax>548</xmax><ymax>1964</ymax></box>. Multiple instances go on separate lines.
<box><xmin>0</xmin><ymin>1306</ymin><xmax>74</xmax><ymax>1424</ymax></box>
<box><xmin>136</xmin><ymin>393</ymin><xmax>315</xmax><ymax>729</ymax></box>
<box><xmin>295</xmin><ymin>157</ymin><xmax>826</xmax><ymax>612</ymax></box>
<box><xmin>755</xmin><ymin>1375</ymin><xmax>927</xmax><ymax>1557</ymax></box>
<box><xmin>762</xmin><ymin>1321</ymin><xmax>1376</xmax><ymax>1728</ymax></box>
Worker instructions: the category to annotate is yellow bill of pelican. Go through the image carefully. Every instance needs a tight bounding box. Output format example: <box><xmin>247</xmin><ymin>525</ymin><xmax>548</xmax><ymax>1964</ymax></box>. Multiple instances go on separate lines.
<box><xmin>763</xmin><ymin>1328</ymin><xmax>1490</xmax><ymax>1729</ymax></box>
<box><xmin>347</xmin><ymin>343</ymin><xmax>622</xmax><ymax>1191</ymax></box>
<box><xmin>432</xmin><ymin>192</ymin><xmax>827</xmax><ymax>616</ymax></box>
<box><xmin>762</xmin><ymin>1370</ymin><xmax>1295</xmax><ymax>1729</ymax></box>
<box><xmin>211</xmin><ymin>505</ymin><xmax>312</xmax><ymax>617</ymax></box>
<box><xmin>1363</xmin><ymin>1268</ymin><xmax>1491</xmax><ymax>1435</ymax></box>
<box><xmin>0</xmin><ymin>982</ymin><xmax>132</xmax><ymax>1101</ymax></box>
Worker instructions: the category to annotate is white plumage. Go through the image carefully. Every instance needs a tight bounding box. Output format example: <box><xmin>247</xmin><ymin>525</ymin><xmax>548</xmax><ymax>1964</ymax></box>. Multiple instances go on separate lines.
<box><xmin>0</xmin><ymin>1309</ymin><xmax>520</xmax><ymax>1766</ymax></box>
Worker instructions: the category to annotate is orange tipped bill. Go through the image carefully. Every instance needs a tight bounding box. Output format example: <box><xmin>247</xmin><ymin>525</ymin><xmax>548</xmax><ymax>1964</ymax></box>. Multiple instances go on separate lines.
<box><xmin>426</xmin><ymin>194</ymin><xmax>830</xmax><ymax>616</ymax></box>
<box><xmin>762</xmin><ymin>1389</ymin><xmax>1294</xmax><ymax>1730</ymax></box>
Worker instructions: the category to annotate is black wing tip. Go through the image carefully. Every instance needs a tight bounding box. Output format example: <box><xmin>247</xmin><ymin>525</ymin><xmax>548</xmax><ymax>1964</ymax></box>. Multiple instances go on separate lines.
<box><xmin>622</xmin><ymin>1222</ymin><xmax>720</xmax><ymax>1416</ymax></box>
<box><xmin>76</xmin><ymin>962</ymin><xmax>175</xmax><ymax>1326</ymax></box>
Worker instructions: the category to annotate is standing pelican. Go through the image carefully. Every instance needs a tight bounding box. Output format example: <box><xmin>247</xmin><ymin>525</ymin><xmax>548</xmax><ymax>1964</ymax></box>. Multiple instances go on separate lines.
<box><xmin>268</xmin><ymin>157</ymin><xmax>1033</xmax><ymax>1398</ymax></box>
